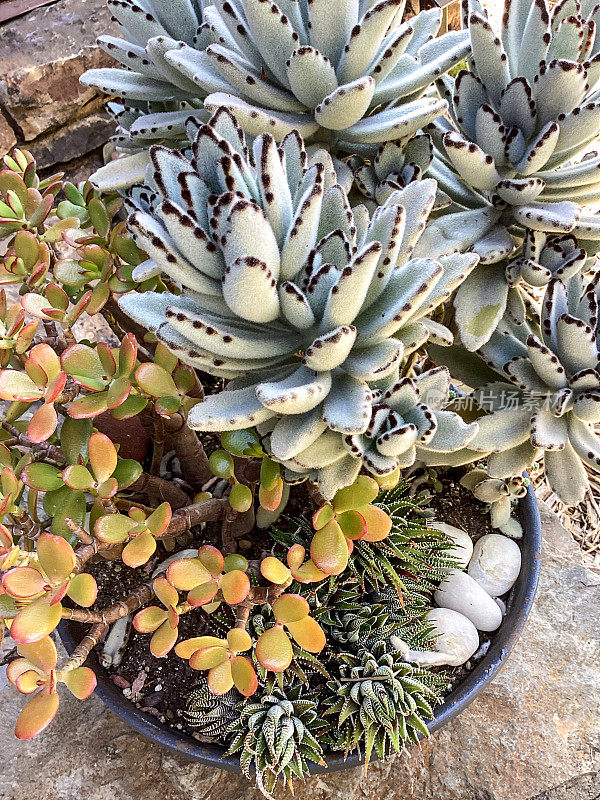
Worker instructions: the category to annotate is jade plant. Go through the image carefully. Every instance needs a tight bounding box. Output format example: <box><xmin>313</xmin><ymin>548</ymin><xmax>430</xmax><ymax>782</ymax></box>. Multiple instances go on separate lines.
<box><xmin>81</xmin><ymin>0</ymin><xmax>469</xmax><ymax>190</ymax></box>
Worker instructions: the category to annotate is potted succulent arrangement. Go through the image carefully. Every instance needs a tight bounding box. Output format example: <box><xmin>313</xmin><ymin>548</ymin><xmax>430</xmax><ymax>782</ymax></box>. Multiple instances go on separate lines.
<box><xmin>1</xmin><ymin>0</ymin><xmax>600</xmax><ymax>792</ymax></box>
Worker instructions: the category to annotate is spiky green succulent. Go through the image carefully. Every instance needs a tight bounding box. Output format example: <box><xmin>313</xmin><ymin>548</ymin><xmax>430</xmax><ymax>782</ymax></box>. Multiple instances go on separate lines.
<box><xmin>348</xmin><ymin>482</ymin><xmax>458</xmax><ymax>592</ymax></box>
<box><xmin>433</xmin><ymin>272</ymin><xmax>600</xmax><ymax>505</ymax></box>
<box><xmin>82</xmin><ymin>0</ymin><xmax>469</xmax><ymax>189</ymax></box>
<box><xmin>426</xmin><ymin>0</ymin><xmax>600</xmax><ymax>351</ymax></box>
<box><xmin>225</xmin><ymin>686</ymin><xmax>326</xmax><ymax>792</ymax></box>
<box><xmin>186</xmin><ymin>680</ymin><xmax>241</xmax><ymax>736</ymax></box>
<box><xmin>323</xmin><ymin>641</ymin><xmax>445</xmax><ymax>762</ymax></box>
<box><xmin>118</xmin><ymin>109</ymin><xmax>481</xmax><ymax>497</ymax></box>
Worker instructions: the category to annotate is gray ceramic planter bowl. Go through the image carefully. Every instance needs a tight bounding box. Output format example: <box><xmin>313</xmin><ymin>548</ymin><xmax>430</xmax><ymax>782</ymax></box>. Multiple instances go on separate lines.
<box><xmin>60</xmin><ymin>482</ymin><xmax>542</xmax><ymax>773</ymax></box>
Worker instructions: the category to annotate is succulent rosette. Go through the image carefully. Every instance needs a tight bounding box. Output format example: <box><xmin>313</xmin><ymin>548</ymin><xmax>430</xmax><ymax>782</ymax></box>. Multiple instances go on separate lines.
<box><xmin>427</xmin><ymin>0</ymin><xmax>600</xmax><ymax>350</ymax></box>
<box><xmin>118</xmin><ymin>108</ymin><xmax>480</xmax><ymax>496</ymax></box>
<box><xmin>433</xmin><ymin>272</ymin><xmax>600</xmax><ymax>505</ymax></box>
<box><xmin>82</xmin><ymin>0</ymin><xmax>469</xmax><ymax>189</ymax></box>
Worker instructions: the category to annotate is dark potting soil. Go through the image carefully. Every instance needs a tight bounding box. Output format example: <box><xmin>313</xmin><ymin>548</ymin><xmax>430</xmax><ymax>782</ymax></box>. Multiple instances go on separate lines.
<box><xmin>70</xmin><ymin>468</ymin><xmax>516</xmax><ymax>745</ymax></box>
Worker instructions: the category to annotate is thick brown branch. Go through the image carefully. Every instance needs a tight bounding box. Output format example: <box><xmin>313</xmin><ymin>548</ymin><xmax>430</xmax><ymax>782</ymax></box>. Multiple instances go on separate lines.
<box><xmin>163</xmin><ymin>497</ymin><xmax>229</xmax><ymax>537</ymax></box>
<box><xmin>62</xmin><ymin>623</ymin><xmax>107</xmax><ymax>671</ymax></box>
<box><xmin>221</xmin><ymin>506</ymin><xmax>239</xmax><ymax>554</ymax></box>
<box><xmin>1</xmin><ymin>422</ymin><xmax>66</xmax><ymax>465</ymax></box>
<box><xmin>165</xmin><ymin>415</ymin><xmax>211</xmax><ymax>489</ymax></box>
<box><xmin>129</xmin><ymin>473</ymin><xmax>190</xmax><ymax>509</ymax></box>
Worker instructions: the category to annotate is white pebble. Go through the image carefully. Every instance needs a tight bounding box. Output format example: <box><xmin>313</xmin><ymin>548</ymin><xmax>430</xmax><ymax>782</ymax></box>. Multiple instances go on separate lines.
<box><xmin>468</xmin><ymin>534</ymin><xmax>521</xmax><ymax>597</ymax></box>
<box><xmin>429</xmin><ymin>522</ymin><xmax>473</xmax><ymax>569</ymax></box>
<box><xmin>434</xmin><ymin>568</ymin><xmax>503</xmax><ymax>631</ymax></box>
<box><xmin>425</xmin><ymin>608</ymin><xmax>480</xmax><ymax>666</ymax></box>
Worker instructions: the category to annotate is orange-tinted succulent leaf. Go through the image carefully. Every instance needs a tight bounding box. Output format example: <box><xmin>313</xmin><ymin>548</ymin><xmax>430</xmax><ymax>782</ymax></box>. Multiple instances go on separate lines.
<box><xmin>188</xmin><ymin>581</ymin><xmax>219</xmax><ymax>607</ymax></box>
<box><xmin>62</xmin><ymin>666</ymin><xmax>97</xmax><ymax>699</ymax></box>
<box><xmin>166</xmin><ymin>557</ymin><xmax>211</xmax><ymax>591</ymax></box>
<box><xmin>15</xmin><ymin>689</ymin><xmax>59</xmax><ymax>739</ymax></box>
<box><xmin>286</xmin><ymin>544</ymin><xmax>306</xmax><ymax>572</ymax></box>
<box><xmin>10</xmin><ymin>597</ymin><xmax>62</xmax><ymax>643</ymax></box>
<box><xmin>153</xmin><ymin>576</ymin><xmax>178</xmax><ymax>610</ymax></box>
<box><xmin>258</xmin><ymin>476</ymin><xmax>283</xmax><ymax>511</ymax></box>
<box><xmin>272</xmin><ymin>593</ymin><xmax>309</xmax><ymax>624</ymax></box>
<box><xmin>0</xmin><ymin>369</ymin><xmax>43</xmax><ymax>402</ymax></box>
<box><xmin>135</xmin><ymin>363</ymin><xmax>178</xmax><ymax>397</ymax></box>
<box><xmin>226</xmin><ymin>628</ymin><xmax>252</xmax><ymax>653</ymax></box>
<box><xmin>67</xmin><ymin>393</ymin><xmax>108</xmax><ymax>419</ymax></box>
<box><xmin>150</xmin><ymin>620</ymin><xmax>178</xmax><ymax>657</ymax></box>
<box><xmin>17</xmin><ymin>636</ymin><xmax>57</xmax><ymax>673</ymax></box>
<box><xmin>6</xmin><ymin>658</ymin><xmax>33</xmax><ymax>689</ymax></box>
<box><xmin>260</xmin><ymin>556</ymin><xmax>291</xmax><ymax>585</ymax></box>
<box><xmin>133</xmin><ymin>606</ymin><xmax>168</xmax><ymax>633</ymax></box>
<box><xmin>312</xmin><ymin>504</ymin><xmax>334</xmax><ymax>530</ymax></box>
<box><xmin>220</xmin><ymin>569</ymin><xmax>250</xmax><ymax>604</ymax></box>
<box><xmin>375</xmin><ymin>466</ymin><xmax>400</xmax><ymax>490</ymax></box>
<box><xmin>332</xmin><ymin>475</ymin><xmax>379</xmax><ymax>513</ymax></box>
<box><xmin>15</xmin><ymin>668</ymin><xmax>43</xmax><ymax>694</ymax></box>
<box><xmin>286</xmin><ymin>616</ymin><xmax>326</xmax><ymax>653</ymax></box>
<box><xmin>88</xmin><ymin>431</ymin><xmax>117</xmax><ymax>484</ymax></box>
<box><xmin>360</xmin><ymin>504</ymin><xmax>393</xmax><ymax>542</ymax></box>
<box><xmin>21</xmin><ymin>462</ymin><xmax>62</xmax><ymax>492</ymax></box>
<box><xmin>310</xmin><ymin>519</ymin><xmax>349</xmax><ymax>576</ymax></box>
<box><xmin>337</xmin><ymin>509</ymin><xmax>367</xmax><ymax>541</ymax></box>
<box><xmin>122</xmin><ymin>530</ymin><xmax>157</xmax><ymax>568</ymax></box>
<box><xmin>66</xmin><ymin>573</ymin><xmax>98</xmax><ymax>607</ymax></box>
<box><xmin>2</xmin><ymin>566</ymin><xmax>46</xmax><ymax>599</ymax></box>
<box><xmin>207</xmin><ymin>660</ymin><xmax>234</xmax><ymax>695</ymax></box>
<box><xmin>146</xmin><ymin>503</ymin><xmax>171</xmax><ymax>536</ymax></box>
<box><xmin>231</xmin><ymin>655</ymin><xmax>258</xmax><ymax>696</ymax></box>
<box><xmin>36</xmin><ymin>532</ymin><xmax>76</xmax><ymax>583</ymax></box>
<box><xmin>189</xmin><ymin>645</ymin><xmax>228</xmax><ymax>670</ymax></box>
<box><xmin>62</xmin><ymin>464</ymin><xmax>94</xmax><ymax>491</ymax></box>
<box><xmin>197</xmin><ymin>545</ymin><xmax>224</xmax><ymax>575</ymax></box>
<box><xmin>255</xmin><ymin>627</ymin><xmax>293</xmax><ymax>672</ymax></box>
<box><xmin>118</xmin><ymin>333</ymin><xmax>138</xmax><ymax>377</ymax></box>
<box><xmin>94</xmin><ymin>513</ymin><xmax>135</xmax><ymax>544</ymax></box>
<box><xmin>293</xmin><ymin>560</ymin><xmax>327</xmax><ymax>584</ymax></box>
<box><xmin>27</xmin><ymin>402</ymin><xmax>58</xmax><ymax>443</ymax></box>
<box><xmin>174</xmin><ymin>636</ymin><xmax>225</xmax><ymax>660</ymax></box>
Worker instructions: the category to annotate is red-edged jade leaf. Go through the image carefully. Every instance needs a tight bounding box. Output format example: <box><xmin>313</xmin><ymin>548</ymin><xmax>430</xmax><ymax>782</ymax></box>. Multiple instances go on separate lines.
<box><xmin>135</xmin><ymin>363</ymin><xmax>177</xmax><ymax>397</ymax></box>
<box><xmin>2</xmin><ymin>566</ymin><xmax>46</xmax><ymax>599</ymax></box>
<box><xmin>332</xmin><ymin>475</ymin><xmax>379</xmax><ymax>513</ymax></box>
<box><xmin>226</xmin><ymin>628</ymin><xmax>252</xmax><ymax>653</ymax></box>
<box><xmin>66</xmin><ymin>573</ymin><xmax>97</xmax><ymax>607</ymax></box>
<box><xmin>88</xmin><ymin>432</ymin><xmax>117</xmax><ymax>484</ymax></box>
<box><xmin>220</xmin><ymin>569</ymin><xmax>250</xmax><ymax>604</ymax></box>
<box><xmin>310</xmin><ymin>519</ymin><xmax>349</xmax><ymax>576</ymax></box>
<box><xmin>285</xmin><ymin>616</ymin><xmax>326</xmax><ymax>653</ymax></box>
<box><xmin>207</xmin><ymin>660</ymin><xmax>234</xmax><ymax>694</ymax></box>
<box><xmin>166</xmin><ymin>557</ymin><xmax>211</xmax><ymax>591</ymax></box>
<box><xmin>254</xmin><ymin>627</ymin><xmax>293</xmax><ymax>672</ymax></box>
<box><xmin>197</xmin><ymin>545</ymin><xmax>224</xmax><ymax>575</ymax></box>
<box><xmin>61</xmin><ymin>666</ymin><xmax>97</xmax><ymax>699</ymax></box>
<box><xmin>133</xmin><ymin>606</ymin><xmax>168</xmax><ymax>633</ymax></box>
<box><xmin>27</xmin><ymin>402</ymin><xmax>58</xmax><ymax>444</ymax></box>
<box><xmin>187</xmin><ymin>581</ymin><xmax>219</xmax><ymax>607</ymax></box>
<box><xmin>272</xmin><ymin>594</ymin><xmax>309</xmax><ymax>624</ymax></box>
<box><xmin>231</xmin><ymin>655</ymin><xmax>258</xmax><ymax>696</ymax></box>
<box><xmin>260</xmin><ymin>556</ymin><xmax>291</xmax><ymax>585</ymax></box>
<box><xmin>17</xmin><ymin>636</ymin><xmax>57</xmax><ymax>673</ymax></box>
<box><xmin>153</xmin><ymin>576</ymin><xmax>178</xmax><ymax>609</ymax></box>
<box><xmin>0</xmin><ymin>370</ymin><xmax>43</xmax><ymax>402</ymax></box>
<box><xmin>21</xmin><ymin>463</ymin><xmax>62</xmax><ymax>492</ymax></box>
<box><xmin>337</xmin><ymin>509</ymin><xmax>367</xmax><ymax>541</ymax></box>
<box><xmin>150</xmin><ymin>620</ymin><xmax>178</xmax><ymax>658</ymax></box>
<box><xmin>36</xmin><ymin>533</ymin><xmax>76</xmax><ymax>583</ymax></box>
<box><xmin>258</xmin><ymin>476</ymin><xmax>284</xmax><ymax>511</ymax></box>
<box><xmin>189</xmin><ymin>645</ymin><xmax>228</xmax><ymax>670</ymax></box>
<box><xmin>94</xmin><ymin>513</ymin><xmax>135</xmax><ymax>544</ymax></box>
<box><xmin>10</xmin><ymin>597</ymin><xmax>62</xmax><ymax>643</ymax></box>
<box><xmin>312</xmin><ymin>503</ymin><xmax>334</xmax><ymax>530</ymax></box>
<box><xmin>62</xmin><ymin>464</ymin><xmax>94</xmax><ymax>492</ymax></box>
<box><xmin>15</xmin><ymin>690</ymin><xmax>60</xmax><ymax>739</ymax></box>
<box><xmin>174</xmin><ymin>636</ymin><xmax>225</xmax><ymax>660</ymax></box>
<box><xmin>360</xmin><ymin>504</ymin><xmax>393</xmax><ymax>542</ymax></box>
<box><xmin>122</xmin><ymin>530</ymin><xmax>156</xmax><ymax>568</ymax></box>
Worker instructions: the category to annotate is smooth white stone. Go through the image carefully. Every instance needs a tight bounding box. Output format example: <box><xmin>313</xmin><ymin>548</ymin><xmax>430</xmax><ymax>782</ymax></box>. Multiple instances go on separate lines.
<box><xmin>434</xmin><ymin>568</ymin><xmax>503</xmax><ymax>631</ymax></box>
<box><xmin>468</xmin><ymin>533</ymin><xmax>522</xmax><ymax>597</ymax></box>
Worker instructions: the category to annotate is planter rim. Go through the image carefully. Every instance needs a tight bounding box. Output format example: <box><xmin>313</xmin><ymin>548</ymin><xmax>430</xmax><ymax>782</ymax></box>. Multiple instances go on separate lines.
<box><xmin>59</xmin><ymin>482</ymin><xmax>542</xmax><ymax>774</ymax></box>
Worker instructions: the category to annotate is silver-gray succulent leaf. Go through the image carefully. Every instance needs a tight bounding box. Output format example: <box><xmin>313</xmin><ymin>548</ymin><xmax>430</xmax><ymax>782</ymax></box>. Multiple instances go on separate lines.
<box><xmin>433</xmin><ymin>271</ymin><xmax>600</xmax><ymax>505</ymax></box>
<box><xmin>82</xmin><ymin>0</ymin><xmax>470</xmax><ymax>189</ymax></box>
<box><xmin>117</xmin><ymin>109</ymin><xmax>480</xmax><ymax>497</ymax></box>
<box><xmin>460</xmin><ymin>467</ymin><xmax>526</xmax><ymax>533</ymax></box>
<box><xmin>349</xmin><ymin>133</ymin><xmax>451</xmax><ymax>212</ymax></box>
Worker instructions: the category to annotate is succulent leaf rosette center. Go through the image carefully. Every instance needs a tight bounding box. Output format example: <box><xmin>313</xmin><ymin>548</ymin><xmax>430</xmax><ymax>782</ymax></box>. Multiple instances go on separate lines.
<box><xmin>119</xmin><ymin>108</ymin><xmax>479</xmax><ymax>497</ymax></box>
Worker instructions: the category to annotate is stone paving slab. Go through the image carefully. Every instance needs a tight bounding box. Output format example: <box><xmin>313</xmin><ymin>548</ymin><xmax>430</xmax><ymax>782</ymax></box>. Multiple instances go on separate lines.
<box><xmin>1</xmin><ymin>502</ymin><xmax>599</xmax><ymax>800</ymax></box>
